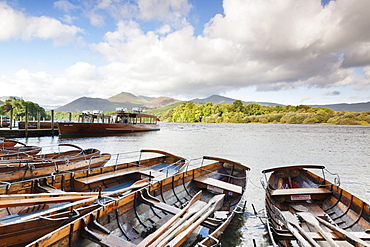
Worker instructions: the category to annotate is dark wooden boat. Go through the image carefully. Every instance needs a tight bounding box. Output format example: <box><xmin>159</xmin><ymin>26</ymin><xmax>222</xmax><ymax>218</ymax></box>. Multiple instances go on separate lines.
<box><xmin>0</xmin><ymin>143</ymin><xmax>99</xmax><ymax>161</ymax></box>
<box><xmin>0</xmin><ymin>149</ymin><xmax>186</xmax><ymax>195</ymax></box>
<box><xmin>0</xmin><ymin>147</ymin><xmax>111</xmax><ymax>182</ymax></box>
<box><xmin>0</xmin><ymin>140</ymin><xmax>41</xmax><ymax>159</ymax></box>
<box><xmin>0</xmin><ymin>117</ymin><xmax>10</xmax><ymax>128</ymax></box>
<box><xmin>262</xmin><ymin>165</ymin><xmax>370</xmax><ymax>247</ymax></box>
<box><xmin>58</xmin><ymin>110</ymin><xmax>160</xmax><ymax>137</ymax></box>
<box><xmin>26</xmin><ymin>156</ymin><xmax>249</xmax><ymax>247</ymax></box>
<box><xmin>18</xmin><ymin>121</ymin><xmax>58</xmax><ymax>129</ymax></box>
<box><xmin>0</xmin><ymin>139</ymin><xmax>17</xmax><ymax>149</ymax></box>
<box><xmin>0</xmin><ymin>182</ymin><xmax>149</xmax><ymax>247</ymax></box>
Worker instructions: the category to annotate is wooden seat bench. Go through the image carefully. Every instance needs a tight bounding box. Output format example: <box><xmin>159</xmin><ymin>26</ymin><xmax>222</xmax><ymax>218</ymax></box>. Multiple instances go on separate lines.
<box><xmin>73</xmin><ymin>168</ymin><xmax>157</xmax><ymax>191</ymax></box>
<box><xmin>270</xmin><ymin>187</ymin><xmax>332</xmax><ymax>202</ymax></box>
<box><xmin>193</xmin><ymin>177</ymin><xmax>243</xmax><ymax>197</ymax></box>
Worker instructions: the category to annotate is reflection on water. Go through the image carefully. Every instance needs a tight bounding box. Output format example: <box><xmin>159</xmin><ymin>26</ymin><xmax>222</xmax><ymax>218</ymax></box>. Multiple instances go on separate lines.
<box><xmin>18</xmin><ymin>122</ymin><xmax>370</xmax><ymax>246</ymax></box>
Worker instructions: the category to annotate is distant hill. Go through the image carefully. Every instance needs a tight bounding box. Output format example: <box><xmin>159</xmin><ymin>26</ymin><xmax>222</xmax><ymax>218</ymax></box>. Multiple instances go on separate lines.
<box><xmin>143</xmin><ymin>97</ymin><xmax>181</xmax><ymax>109</ymax></box>
<box><xmin>190</xmin><ymin>95</ymin><xmax>278</xmax><ymax>106</ymax></box>
<box><xmin>55</xmin><ymin>92</ymin><xmax>183</xmax><ymax>112</ymax></box>
<box><xmin>55</xmin><ymin>97</ymin><xmax>136</xmax><ymax>112</ymax></box>
<box><xmin>107</xmin><ymin>92</ymin><xmax>147</xmax><ymax>105</ymax></box>
<box><xmin>310</xmin><ymin>102</ymin><xmax>370</xmax><ymax>112</ymax></box>
<box><xmin>138</xmin><ymin>95</ymin><xmax>156</xmax><ymax>102</ymax></box>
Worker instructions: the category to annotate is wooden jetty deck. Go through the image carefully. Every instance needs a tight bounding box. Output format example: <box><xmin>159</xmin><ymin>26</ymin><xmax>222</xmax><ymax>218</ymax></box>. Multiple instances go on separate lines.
<box><xmin>0</xmin><ymin>129</ymin><xmax>58</xmax><ymax>138</ymax></box>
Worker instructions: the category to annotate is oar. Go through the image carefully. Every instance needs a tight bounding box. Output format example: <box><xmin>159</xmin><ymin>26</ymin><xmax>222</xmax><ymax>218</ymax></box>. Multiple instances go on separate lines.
<box><xmin>307</xmin><ymin>213</ymin><xmax>370</xmax><ymax>247</ymax></box>
<box><xmin>151</xmin><ymin>194</ymin><xmax>224</xmax><ymax>247</ymax></box>
<box><xmin>292</xmin><ymin>204</ymin><xmax>370</xmax><ymax>247</ymax></box>
<box><xmin>137</xmin><ymin>191</ymin><xmax>202</xmax><ymax>247</ymax></box>
<box><xmin>9</xmin><ymin>179</ymin><xmax>149</xmax><ymax>224</ymax></box>
<box><xmin>280</xmin><ymin>211</ymin><xmax>320</xmax><ymax>247</ymax></box>
<box><xmin>0</xmin><ymin>195</ymin><xmax>96</xmax><ymax>208</ymax></box>
<box><xmin>297</xmin><ymin>212</ymin><xmax>340</xmax><ymax>247</ymax></box>
<box><xmin>166</xmin><ymin>195</ymin><xmax>225</xmax><ymax>247</ymax></box>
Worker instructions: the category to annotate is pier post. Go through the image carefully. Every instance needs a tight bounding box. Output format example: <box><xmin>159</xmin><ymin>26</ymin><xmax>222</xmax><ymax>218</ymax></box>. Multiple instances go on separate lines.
<box><xmin>10</xmin><ymin>107</ymin><xmax>13</xmax><ymax>130</ymax></box>
<box><xmin>37</xmin><ymin>110</ymin><xmax>41</xmax><ymax>129</ymax></box>
<box><xmin>51</xmin><ymin>110</ymin><xmax>55</xmax><ymax>136</ymax></box>
<box><xmin>25</xmin><ymin>107</ymin><xmax>29</xmax><ymax>138</ymax></box>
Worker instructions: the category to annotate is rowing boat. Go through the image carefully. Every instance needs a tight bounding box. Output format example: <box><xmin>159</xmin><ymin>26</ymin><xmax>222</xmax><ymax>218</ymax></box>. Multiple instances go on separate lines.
<box><xmin>0</xmin><ymin>140</ymin><xmax>41</xmax><ymax>159</ymax></box>
<box><xmin>26</xmin><ymin>156</ymin><xmax>249</xmax><ymax>247</ymax></box>
<box><xmin>0</xmin><ymin>181</ymin><xmax>149</xmax><ymax>247</ymax></box>
<box><xmin>0</xmin><ymin>150</ymin><xmax>186</xmax><ymax>221</ymax></box>
<box><xmin>0</xmin><ymin>139</ymin><xmax>17</xmax><ymax>149</ymax></box>
<box><xmin>262</xmin><ymin>165</ymin><xmax>370</xmax><ymax>247</ymax></box>
<box><xmin>0</xmin><ymin>146</ymin><xmax>111</xmax><ymax>182</ymax></box>
<box><xmin>0</xmin><ymin>143</ymin><xmax>97</xmax><ymax>161</ymax></box>
<box><xmin>0</xmin><ymin>149</ymin><xmax>186</xmax><ymax>194</ymax></box>
<box><xmin>0</xmin><ymin>150</ymin><xmax>186</xmax><ymax>246</ymax></box>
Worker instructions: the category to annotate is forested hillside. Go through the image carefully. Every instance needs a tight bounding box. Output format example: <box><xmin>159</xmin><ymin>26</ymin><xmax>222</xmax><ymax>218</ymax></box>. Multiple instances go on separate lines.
<box><xmin>159</xmin><ymin>100</ymin><xmax>370</xmax><ymax>125</ymax></box>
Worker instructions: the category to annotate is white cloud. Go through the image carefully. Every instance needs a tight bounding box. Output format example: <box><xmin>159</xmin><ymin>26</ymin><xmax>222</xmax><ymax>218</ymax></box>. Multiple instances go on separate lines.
<box><xmin>3</xmin><ymin>0</ymin><xmax>370</xmax><ymax>106</ymax></box>
<box><xmin>85</xmin><ymin>0</ymin><xmax>370</xmax><ymax>100</ymax></box>
<box><xmin>0</xmin><ymin>2</ymin><xmax>83</xmax><ymax>45</ymax></box>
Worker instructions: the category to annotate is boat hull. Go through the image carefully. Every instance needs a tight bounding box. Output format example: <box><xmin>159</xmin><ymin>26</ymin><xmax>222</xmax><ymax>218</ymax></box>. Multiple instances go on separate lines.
<box><xmin>58</xmin><ymin>122</ymin><xmax>160</xmax><ymax>136</ymax></box>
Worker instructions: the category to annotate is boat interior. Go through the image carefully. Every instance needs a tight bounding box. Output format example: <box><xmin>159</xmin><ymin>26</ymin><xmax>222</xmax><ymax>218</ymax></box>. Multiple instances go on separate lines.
<box><xmin>262</xmin><ymin>165</ymin><xmax>370</xmax><ymax>246</ymax></box>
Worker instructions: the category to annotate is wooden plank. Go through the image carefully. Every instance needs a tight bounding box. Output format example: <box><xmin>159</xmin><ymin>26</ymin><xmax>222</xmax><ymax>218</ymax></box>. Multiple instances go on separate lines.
<box><xmin>270</xmin><ymin>187</ymin><xmax>332</xmax><ymax>197</ymax></box>
<box><xmin>193</xmin><ymin>176</ymin><xmax>243</xmax><ymax>195</ymax></box>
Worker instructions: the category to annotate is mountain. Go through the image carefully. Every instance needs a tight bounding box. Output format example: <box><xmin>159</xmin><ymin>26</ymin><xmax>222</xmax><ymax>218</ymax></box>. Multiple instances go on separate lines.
<box><xmin>310</xmin><ymin>102</ymin><xmax>370</xmax><ymax>112</ymax></box>
<box><xmin>55</xmin><ymin>97</ymin><xmax>136</xmax><ymax>112</ymax></box>
<box><xmin>106</xmin><ymin>92</ymin><xmax>147</xmax><ymax>104</ymax></box>
<box><xmin>138</xmin><ymin>95</ymin><xmax>156</xmax><ymax>102</ymax></box>
<box><xmin>190</xmin><ymin>95</ymin><xmax>278</xmax><ymax>106</ymax></box>
<box><xmin>143</xmin><ymin>97</ymin><xmax>181</xmax><ymax>109</ymax></box>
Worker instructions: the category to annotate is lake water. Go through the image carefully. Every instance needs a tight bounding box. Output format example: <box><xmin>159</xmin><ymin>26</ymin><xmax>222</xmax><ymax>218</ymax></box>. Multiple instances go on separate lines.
<box><xmin>18</xmin><ymin>122</ymin><xmax>370</xmax><ymax>246</ymax></box>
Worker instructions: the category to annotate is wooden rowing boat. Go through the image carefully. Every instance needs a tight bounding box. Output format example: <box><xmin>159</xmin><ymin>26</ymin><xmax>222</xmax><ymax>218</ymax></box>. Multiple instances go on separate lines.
<box><xmin>0</xmin><ymin>149</ymin><xmax>186</xmax><ymax>222</ymax></box>
<box><xmin>26</xmin><ymin>156</ymin><xmax>249</xmax><ymax>247</ymax></box>
<box><xmin>0</xmin><ymin>150</ymin><xmax>186</xmax><ymax>246</ymax></box>
<box><xmin>0</xmin><ymin>149</ymin><xmax>186</xmax><ymax>194</ymax></box>
<box><xmin>0</xmin><ymin>143</ymin><xmax>96</xmax><ymax>161</ymax></box>
<box><xmin>262</xmin><ymin>165</ymin><xmax>370</xmax><ymax>247</ymax></box>
<box><xmin>0</xmin><ymin>140</ymin><xmax>41</xmax><ymax>159</ymax></box>
<box><xmin>0</xmin><ymin>181</ymin><xmax>150</xmax><ymax>247</ymax></box>
<box><xmin>0</xmin><ymin>139</ymin><xmax>17</xmax><ymax>149</ymax></box>
<box><xmin>0</xmin><ymin>147</ymin><xmax>111</xmax><ymax>182</ymax></box>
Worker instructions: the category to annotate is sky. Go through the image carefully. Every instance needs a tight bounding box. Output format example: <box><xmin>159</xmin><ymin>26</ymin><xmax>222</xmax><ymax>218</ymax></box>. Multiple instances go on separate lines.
<box><xmin>1</xmin><ymin>0</ymin><xmax>370</xmax><ymax>108</ymax></box>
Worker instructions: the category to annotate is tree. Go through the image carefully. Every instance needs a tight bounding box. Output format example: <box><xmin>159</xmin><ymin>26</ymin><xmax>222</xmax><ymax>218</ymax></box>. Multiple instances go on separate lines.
<box><xmin>0</xmin><ymin>97</ymin><xmax>47</xmax><ymax>120</ymax></box>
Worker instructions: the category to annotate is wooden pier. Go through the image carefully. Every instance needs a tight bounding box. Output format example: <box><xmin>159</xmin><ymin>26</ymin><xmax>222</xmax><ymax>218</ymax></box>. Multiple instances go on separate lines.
<box><xmin>0</xmin><ymin>129</ymin><xmax>58</xmax><ymax>138</ymax></box>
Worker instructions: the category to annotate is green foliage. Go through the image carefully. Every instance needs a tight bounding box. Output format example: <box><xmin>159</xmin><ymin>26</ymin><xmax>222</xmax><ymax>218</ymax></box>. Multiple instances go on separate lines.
<box><xmin>161</xmin><ymin>100</ymin><xmax>370</xmax><ymax>125</ymax></box>
<box><xmin>0</xmin><ymin>97</ymin><xmax>48</xmax><ymax>120</ymax></box>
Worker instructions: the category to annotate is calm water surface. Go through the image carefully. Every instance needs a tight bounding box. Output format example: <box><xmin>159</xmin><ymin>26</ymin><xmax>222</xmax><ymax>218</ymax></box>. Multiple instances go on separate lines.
<box><xmin>18</xmin><ymin>122</ymin><xmax>370</xmax><ymax>247</ymax></box>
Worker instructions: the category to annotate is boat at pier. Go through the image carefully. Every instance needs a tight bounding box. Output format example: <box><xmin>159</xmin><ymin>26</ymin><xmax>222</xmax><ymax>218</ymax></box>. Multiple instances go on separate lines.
<box><xmin>262</xmin><ymin>165</ymin><xmax>370</xmax><ymax>247</ymax></box>
<box><xmin>58</xmin><ymin>109</ymin><xmax>160</xmax><ymax>137</ymax></box>
<box><xmin>18</xmin><ymin>121</ymin><xmax>58</xmax><ymax>129</ymax></box>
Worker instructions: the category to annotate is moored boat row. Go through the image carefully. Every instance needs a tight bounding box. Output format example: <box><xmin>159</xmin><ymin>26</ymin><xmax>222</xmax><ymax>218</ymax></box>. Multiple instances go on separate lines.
<box><xmin>1</xmin><ymin>136</ymin><xmax>369</xmax><ymax>246</ymax></box>
<box><xmin>0</xmin><ymin>139</ymin><xmax>250</xmax><ymax>246</ymax></box>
